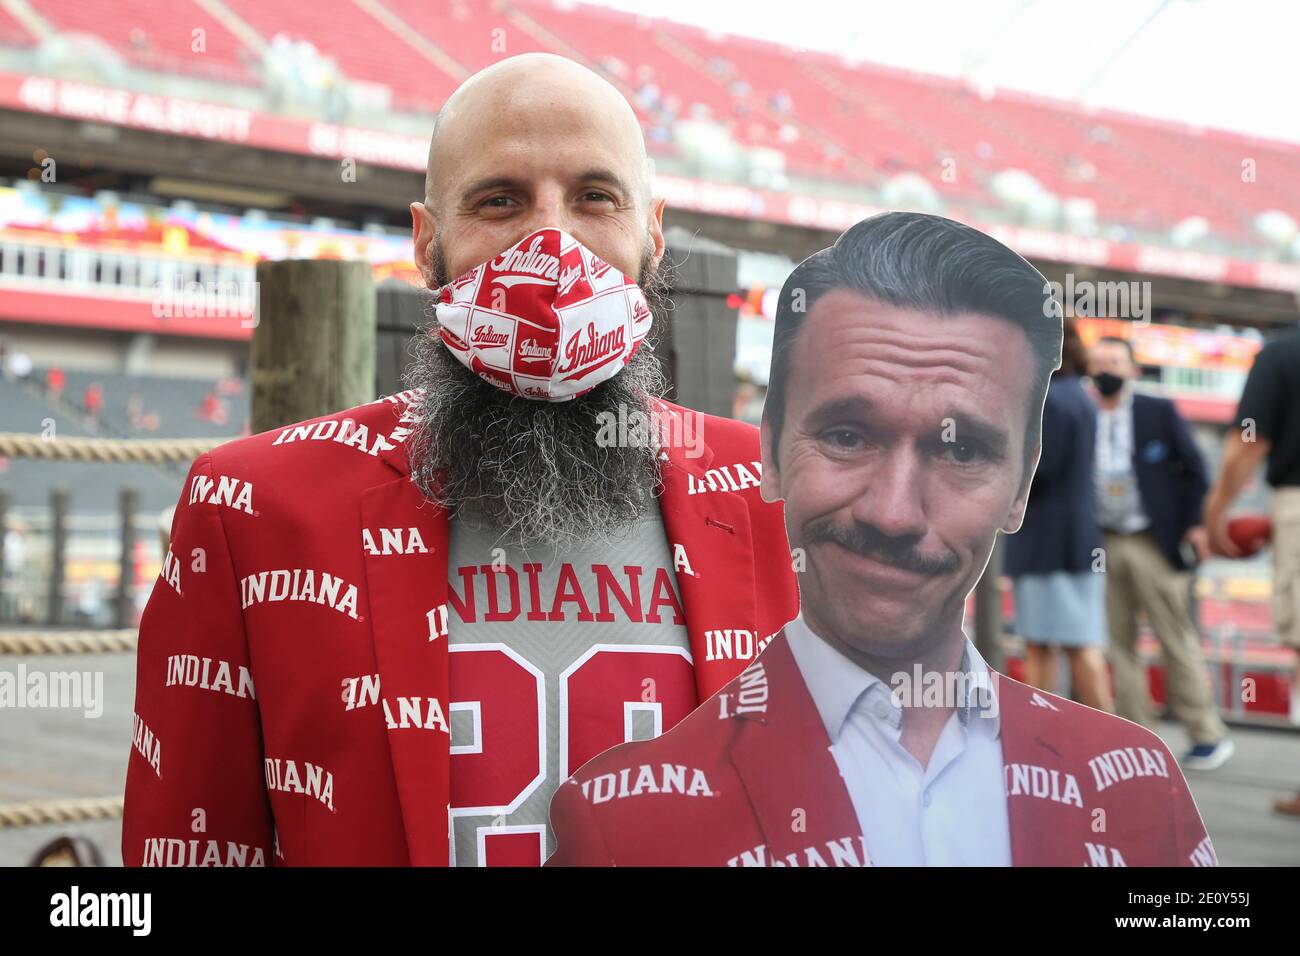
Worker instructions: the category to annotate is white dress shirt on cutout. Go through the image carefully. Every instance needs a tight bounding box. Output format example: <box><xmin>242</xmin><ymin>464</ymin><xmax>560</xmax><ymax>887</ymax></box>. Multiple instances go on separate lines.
<box><xmin>784</xmin><ymin>613</ymin><xmax>1012</xmax><ymax>866</ymax></box>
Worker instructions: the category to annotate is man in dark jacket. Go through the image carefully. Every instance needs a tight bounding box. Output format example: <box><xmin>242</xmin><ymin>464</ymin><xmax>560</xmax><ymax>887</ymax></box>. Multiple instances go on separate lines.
<box><xmin>1089</xmin><ymin>336</ymin><xmax>1231</xmax><ymax>770</ymax></box>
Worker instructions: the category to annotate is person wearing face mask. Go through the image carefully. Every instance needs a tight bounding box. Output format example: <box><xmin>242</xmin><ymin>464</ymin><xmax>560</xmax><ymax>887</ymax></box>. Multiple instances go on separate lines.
<box><xmin>1088</xmin><ymin>336</ymin><xmax>1232</xmax><ymax>771</ymax></box>
<box><xmin>121</xmin><ymin>53</ymin><xmax>799</xmax><ymax>868</ymax></box>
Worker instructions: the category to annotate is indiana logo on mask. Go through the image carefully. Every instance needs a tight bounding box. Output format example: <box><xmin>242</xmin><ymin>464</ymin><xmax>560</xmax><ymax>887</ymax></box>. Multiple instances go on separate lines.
<box><xmin>434</xmin><ymin>227</ymin><xmax>654</xmax><ymax>401</ymax></box>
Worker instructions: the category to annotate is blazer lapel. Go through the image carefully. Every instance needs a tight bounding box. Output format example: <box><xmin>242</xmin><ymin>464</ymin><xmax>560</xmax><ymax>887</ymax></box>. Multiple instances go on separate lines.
<box><xmin>656</xmin><ymin>406</ymin><xmax>765</xmax><ymax>702</ymax></box>
<box><xmin>726</xmin><ymin>634</ymin><xmax>867</xmax><ymax>866</ymax></box>
<box><xmin>999</xmin><ymin>675</ymin><xmax>1087</xmax><ymax>866</ymax></box>
<box><xmin>359</xmin><ymin>467</ymin><xmax>453</xmax><ymax>866</ymax></box>
<box><xmin>720</xmin><ymin>638</ymin><xmax>1088</xmax><ymax>867</ymax></box>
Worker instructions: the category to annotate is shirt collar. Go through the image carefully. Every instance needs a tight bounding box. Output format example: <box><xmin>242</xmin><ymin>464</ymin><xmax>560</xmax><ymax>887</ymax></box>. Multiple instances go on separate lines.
<box><xmin>784</xmin><ymin>614</ymin><xmax>1001</xmax><ymax>742</ymax></box>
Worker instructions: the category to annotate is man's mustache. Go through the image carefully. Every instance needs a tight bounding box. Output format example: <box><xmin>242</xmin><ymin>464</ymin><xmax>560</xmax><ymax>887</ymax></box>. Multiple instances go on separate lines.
<box><xmin>805</xmin><ymin>519</ymin><xmax>960</xmax><ymax>576</ymax></box>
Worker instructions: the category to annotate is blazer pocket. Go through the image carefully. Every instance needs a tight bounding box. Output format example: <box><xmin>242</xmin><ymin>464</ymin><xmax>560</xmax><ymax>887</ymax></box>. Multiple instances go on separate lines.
<box><xmin>1140</xmin><ymin>439</ymin><xmax>1168</xmax><ymax>464</ymax></box>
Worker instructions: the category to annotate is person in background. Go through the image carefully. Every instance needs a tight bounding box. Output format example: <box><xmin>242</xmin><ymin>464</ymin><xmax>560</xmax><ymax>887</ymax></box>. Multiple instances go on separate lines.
<box><xmin>198</xmin><ymin>390</ymin><xmax>228</xmax><ymax>425</ymax></box>
<box><xmin>83</xmin><ymin>383</ymin><xmax>103</xmax><ymax>422</ymax></box>
<box><xmin>7</xmin><ymin>350</ymin><xmax>32</xmax><ymax>381</ymax></box>
<box><xmin>1203</xmin><ymin>322</ymin><xmax>1300</xmax><ymax>817</ymax></box>
<box><xmin>1089</xmin><ymin>336</ymin><xmax>1233</xmax><ymax>770</ymax></box>
<box><xmin>1004</xmin><ymin>319</ymin><xmax>1112</xmax><ymax>710</ymax></box>
<box><xmin>126</xmin><ymin>391</ymin><xmax>144</xmax><ymax>429</ymax></box>
<box><xmin>731</xmin><ymin>379</ymin><xmax>763</xmax><ymax>425</ymax></box>
<box><xmin>45</xmin><ymin>365</ymin><xmax>65</xmax><ymax>400</ymax></box>
<box><xmin>1</xmin><ymin>517</ymin><xmax>27</xmax><ymax>622</ymax></box>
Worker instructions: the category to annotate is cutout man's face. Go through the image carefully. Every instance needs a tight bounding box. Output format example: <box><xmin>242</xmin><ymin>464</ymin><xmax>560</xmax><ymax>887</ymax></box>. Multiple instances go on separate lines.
<box><xmin>761</xmin><ymin>290</ymin><xmax>1039</xmax><ymax>662</ymax></box>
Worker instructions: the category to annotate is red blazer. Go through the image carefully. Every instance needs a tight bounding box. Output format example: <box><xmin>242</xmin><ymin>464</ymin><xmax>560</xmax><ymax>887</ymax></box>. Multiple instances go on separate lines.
<box><xmin>547</xmin><ymin>631</ymin><xmax>1217</xmax><ymax>867</ymax></box>
<box><xmin>122</xmin><ymin>392</ymin><xmax>798</xmax><ymax>866</ymax></box>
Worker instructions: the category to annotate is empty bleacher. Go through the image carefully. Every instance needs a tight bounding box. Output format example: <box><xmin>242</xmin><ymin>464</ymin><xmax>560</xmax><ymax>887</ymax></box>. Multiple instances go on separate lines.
<box><xmin>56</xmin><ymin>369</ymin><xmax>249</xmax><ymax>440</ymax></box>
<box><xmin>222</xmin><ymin>0</ymin><xmax>462</xmax><ymax>112</ymax></box>
<box><xmin>28</xmin><ymin>0</ymin><xmax>256</xmax><ymax>84</ymax></box>
<box><xmin>0</xmin><ymin>368</ymin><xmax>248</xmax><ymax>512</ymax></box>
<box><xmin>0</xmin><ymin>374</ymin><xmax>193</xmax><ymax>512</ymax></box>
<box><xmin>5</xmin><ymin>0</ymin><xmax>1299</xmax><ymax>242</ymax></box>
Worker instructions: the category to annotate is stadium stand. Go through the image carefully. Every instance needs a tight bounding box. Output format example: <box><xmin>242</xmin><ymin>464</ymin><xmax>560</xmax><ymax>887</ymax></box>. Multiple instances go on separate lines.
<box><xmin>0</xmin><ymin>373</ymin><xmax>190</xmax><ymax>512</ymax></box>
<box><xmin>0</xmin><ymin>5</ymin><xmax>32</xmax><ymax>50</ymax></box>
<box><xmin>221</xmin><ymin>0</ymin><xmax>463</xmax><ymax>112</ymax></box>
<box><xmin>4</xmin><ymin>0</ymin><xmax>1298</xmax><ymax>240</ymax></box>
<box><xmin>384</xmin><ymin>0</ymin><xmax>553</xmax><ymax>74</ymax></box>
<box><xmin>55</xmin><ymin>369</ymin><xmax>249</xmax><ymax>440</ymax></box>
<box><xmin>28</xmin><ymin>0</ymin><xmax>256</xmax><ymax>84</ymax></box>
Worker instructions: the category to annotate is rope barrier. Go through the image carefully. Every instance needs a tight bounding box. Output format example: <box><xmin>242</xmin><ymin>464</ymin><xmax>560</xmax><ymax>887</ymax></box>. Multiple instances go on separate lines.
<box><xmin>0</xmin><ymin>630</ymin><xmax>138</xmax><ymax>655</ymax></box>
<box><xmin>0</xmin><ymin>629</ymin><xmax>134</xmax><ymax>833</ymax></box>
<box><xmin>0</xmin><ymin>433</ymin><xmax>223</xmax><ymax>464</ymax></box>
<box><xmin>0</xmin><ymin>796</ymin><xmax>124</xmax><ymax>829</ymax></box>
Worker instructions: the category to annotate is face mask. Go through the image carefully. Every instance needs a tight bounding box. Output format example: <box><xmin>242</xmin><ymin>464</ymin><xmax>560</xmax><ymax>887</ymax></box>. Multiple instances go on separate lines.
<box><xmin>434</xmin><ymin>227</ymin><xmax>653</xmax><ymax>402</ymax></box>
<box><xmin>1092</xmin><ymin>371</ymin><xmax>1125</xmax><ymax>397</ymax></box>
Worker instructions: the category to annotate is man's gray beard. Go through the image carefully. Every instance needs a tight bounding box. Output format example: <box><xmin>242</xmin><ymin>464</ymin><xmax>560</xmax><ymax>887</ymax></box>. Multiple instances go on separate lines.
<box><xmin>403</xmin><ymin>248</ymin><xmax>675</xmax><ymax>551</ymax></box>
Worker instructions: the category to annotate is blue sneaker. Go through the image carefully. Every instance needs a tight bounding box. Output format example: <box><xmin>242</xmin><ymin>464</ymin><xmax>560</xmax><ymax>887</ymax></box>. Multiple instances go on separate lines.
<box><xmin>1182</xmin><ymin>738</ymin><xmax>1234</xmax><ymax>771</ymax></box>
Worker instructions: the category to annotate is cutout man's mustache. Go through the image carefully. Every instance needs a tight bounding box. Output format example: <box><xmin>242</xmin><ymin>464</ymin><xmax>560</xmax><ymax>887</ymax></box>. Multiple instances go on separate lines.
<box><xmin>805</xmin><ymin>518</ymin><xmax>960</xmax><ymax>576</ymax></box>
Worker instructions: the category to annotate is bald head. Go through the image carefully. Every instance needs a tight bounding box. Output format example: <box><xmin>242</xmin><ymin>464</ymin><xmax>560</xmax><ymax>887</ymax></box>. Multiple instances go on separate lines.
<box><xmin>425</xmin><ymin>53</ymin><xmax>650</xmax><ymax>211</ymax></box>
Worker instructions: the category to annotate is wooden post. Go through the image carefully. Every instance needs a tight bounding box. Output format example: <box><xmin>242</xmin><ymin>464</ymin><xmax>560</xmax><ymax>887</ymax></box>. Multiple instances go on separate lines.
<box><xmin>662</xmin><ymin>240</ymin><xmax>738</xmax><ymax>416</ymax></box>
<box><xmin>374</xmin><ymin>279</ymin><xmax>429</xmax><ymax>397</ymax></box>
<box><xmin>251</xmin><ymin>259</ymin><xmax>376</xmax><ymax>434</ymax></box>
<box><xmin>973</xmin><ymin>535</ymin><xmax>1006</xmax><ymax>672</ymax></box>
<box><xmin>47</xmin><ymin>487</ymin><xmax>69</xmax><ymax>627</ymax></box>
<box><xmin>116</xmin><ymin>486</ymin><xmax>138</xmax><ymax>629</ymax></box>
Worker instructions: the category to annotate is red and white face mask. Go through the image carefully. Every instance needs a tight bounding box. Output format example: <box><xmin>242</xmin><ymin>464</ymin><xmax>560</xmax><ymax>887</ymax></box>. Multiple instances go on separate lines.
<box><xmin>434</xmin><ymin>227</ymin><xmax>654</xmax><ymax>402</ymax></box>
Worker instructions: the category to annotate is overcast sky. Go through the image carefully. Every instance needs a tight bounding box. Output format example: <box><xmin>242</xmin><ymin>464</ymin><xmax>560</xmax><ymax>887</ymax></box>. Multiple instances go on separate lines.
<box><xmin>590</xmin><ymin>0</ymin><xmax>1299</xmax><ymax>144</ymax></box>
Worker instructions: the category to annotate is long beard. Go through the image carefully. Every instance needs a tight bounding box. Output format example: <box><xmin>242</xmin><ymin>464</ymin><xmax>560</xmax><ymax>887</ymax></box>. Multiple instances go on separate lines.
<box><xmin>403</xmin><ymin>245</ymin><xmax>675</xmax><ymax>550</ymax></box>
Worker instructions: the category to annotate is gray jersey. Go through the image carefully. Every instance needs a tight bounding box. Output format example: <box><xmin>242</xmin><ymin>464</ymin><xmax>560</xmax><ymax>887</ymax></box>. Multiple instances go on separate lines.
<box><xmin>446</xmin><ymin>505</ymin><xmax>695</xmax><ymax>866</ymax></box>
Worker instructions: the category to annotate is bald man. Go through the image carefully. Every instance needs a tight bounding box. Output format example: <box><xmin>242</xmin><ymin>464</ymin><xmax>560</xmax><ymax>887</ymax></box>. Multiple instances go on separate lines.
<box><xmin>123</xmin><ymin>54</ymin><xmax>799</xmax><ymax>867</ymax></box>
<box><xmin>407</xmin><ymin>53</ymin><xmax>668</xmax><ymax>546</ymax></box>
